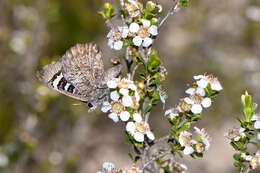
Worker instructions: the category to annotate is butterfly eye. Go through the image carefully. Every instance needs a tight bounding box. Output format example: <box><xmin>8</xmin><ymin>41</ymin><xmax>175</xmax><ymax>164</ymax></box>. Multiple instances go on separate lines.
<box><xmin>88</xmin><ymin>103</ymin><xmax>93</xmax><ymax>108</ymax></box>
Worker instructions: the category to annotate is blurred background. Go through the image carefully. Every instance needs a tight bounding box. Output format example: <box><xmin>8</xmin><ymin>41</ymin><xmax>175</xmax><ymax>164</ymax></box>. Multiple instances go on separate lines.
<box><xmin>0</xmin><ymin>0</ymin><xmax>260</xmax><ymax>172</ymax></box>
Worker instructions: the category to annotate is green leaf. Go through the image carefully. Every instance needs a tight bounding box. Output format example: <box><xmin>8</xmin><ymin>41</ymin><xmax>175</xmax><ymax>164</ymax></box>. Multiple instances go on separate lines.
<box><xmin>128</xmin><ymin>153</ymin><xmax>134</xmax><ymax>161</ymax></box>
<box><xmin>233</xmin><ymin>153</ymin><xmax>241</xmax><ymax>161</ymax></box>
<box><xmin>125</xmin><ymin>138</ymin><xmax>132</xmax><ymax>145</ymax></box>
<box><xmin>147</xmin><ymin>49</ymin><xmax>161</xmax><ymax>73</ymax></box>
<box><xmin>142</xmin><ymin>100</ymin><xmax>152</xmax><ymax>114</ymax></box>
<box><xmin>178</xmin><ymin>0</ymin><xmax>189</xmax><ymax>7</ymax></box>
<box><xmin>151</xmin><ymin>91</ymin><xmax>160</xmax><ymax>105</ymax></box>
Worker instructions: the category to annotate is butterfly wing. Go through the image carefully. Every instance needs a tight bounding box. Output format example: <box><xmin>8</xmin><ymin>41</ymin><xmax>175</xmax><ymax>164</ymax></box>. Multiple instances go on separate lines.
<box><xmin>36</xmin><ymin>61</ymin><xmax>88</xmax><ymax>102</ymax></box>
<box><xmin>61</xmin><ymin>43</ymin><xmax>105</xmax><ymax>99</ymax></box>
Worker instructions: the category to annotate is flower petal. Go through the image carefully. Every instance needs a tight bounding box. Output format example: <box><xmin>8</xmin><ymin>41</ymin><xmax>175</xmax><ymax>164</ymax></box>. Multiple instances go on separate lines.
<box><xmin>122</xmin><ymin>95</ymin><xmax>133</xmax><ymax>107</ymax></box>
<box><xmin>129</xmin><ymin>23</ymin><xmax>139</xmax><ymax>33</ymax></box>
<box><xmin>191</xmin><ymin>104</ymin><xmax>202</xmax><ymax>114</ymax></box>
<box><xmin>193</xmin><ymin>75</ymin><xmax>204</xmax><ymax>80</ymax></box>
<box><xmin>108</xmin><ymin>113</ymin><xmax>119</xmax><ymax>123</ymax></box>
<box><xmin>141</xmin><ymin>19</ymin><xmax>151</xmax><ymax>27</ymax></box>
<box><xmin>126</xmin><ymin>121</ymin><xmax>136</xmax><ymax>134</ymax></box>
<box><xmin>120</xmin><ymin>26</ymin><xmax>129</xmax><ymax>38</ymax></box>
<box><xmin>132</xmin><ymin>36</ymin><xmax>142</xmax><ymax>46</ymax></box>
<box><xmin>183</xmin><ymin>146</ymin><xmax>194</xmax><ymax>155</ymax></box>
<box><xmin>134</xmin><ymin>132</ymin><xmax>144</xmax><ymax>142</ymax></box>
<box><xmin>254</xmin><ymin>120</ymin><xmax>260</xmax><ymax>129</ymax></box>
<box><xmin>110</xmin><ymin>91</ymin><xmax>120</xmax><ymax>101</ymax></box>
<box><xmin>102</xmin><ymin>162</ymin><xmax>115</xmax><ymax>171</ymax></box>
<box><xmin>184</xmin><ymin>97</ymin><xmax>194</xmax><ymax>104</ymax></box>
<box><xmin>201</xmin><ymin>98</ymin><xmax>212</xmax><ymax>108</ymax></box>
<box><xmin>129</xmin><ymin>84</ymin><xmax>137</xmax><ymax>91</ymax></box>
<box><xmin>113</xmin><ymin>41</ymin><xmax>123</xmax><ymax>50</ymax></box>
<box><xmin>146</xmin><ymin>131</ymin><xmax>155</xmax><ymax>141</ymax></box>
<box><xmin>133</xmin><ymin>113</ymin><xmax>142</xmax><ymax>123</ymax></box>
<box><xmin>107</xmin><ymin>80</ymin><xmax>117</xmax><ymax>88</ymax></box>
<box><xmin>120</xmin><ymin>111</ymin><xmax>130</xmax><ymax>122</ymax></box>
<box><xmin>142</xmin><ymin>37</ymin><xmax>153</xmax><ymax>47</ymax></box>
<box><xmin>148</xmin><ymin>25</ymin><xmax>158</xmax><ymax>36</ymax></box>
<box><xmin>197</xmin><ymin>79</ymin><xmax>208</xmax><ymax>88</ymax></box>
<box><xmin>101</xmin><ymin>101</ymin><xmax>112</xmax><ymax>113</ymax></box>
<box><xmin>211</xmin><ymin>80</ymin><xmax>223</xmax><ymax>91</ymax></box>
<box><xmin>195</xmin><ymin>87</ymin><xmax>205</xmax><ymax>96</ymax></box>
<box><xmin>185</xmin><ymin>88</ymin><xmax>195</xmax><ymax>95</ymax></box>
<box><xmin>119</xmin><ymin>88</ymin><xmax>129</xmax><ymax>96</ymax></box>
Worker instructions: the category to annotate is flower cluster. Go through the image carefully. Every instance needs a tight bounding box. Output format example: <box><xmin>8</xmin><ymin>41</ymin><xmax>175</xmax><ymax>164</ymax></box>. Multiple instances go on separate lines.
<box><xmin>241</xmin><ymin>151</ymin><xmax>260</xmax><ymax>169</ymax></box>
<box><xmin>166</xmin><ymin>74</ymin><xmax>222</xmax><ymax>117</ymax></box>
<box><xmin>102</xmin><ymin>78</ymin><xmax>140</xmax><ymax>123</ymax></box>
<box><xmin>106</xmin><ymin>0</ymin><xmax>162</xmax><ymax>50</ymax></box>
<box><xmin>126</xmin><ymin>119</ymin><xmax>155</xmax><ymax>142</ymax></box>
<box><xmin>165</xmin><ymin>74</ymin><xmax>222</xmax><ymax>157</ymax></box>
<box><xmin>101</xmin><ymin>78</ymin><xmax>154</xmax><ymax>143</ymax></box>
<box><xmin>178</xmin><ymin>127</ymin><xmax>211</xmax><ymax>155</ymax></box>
<box><xmin>97</xmin><ymin>162</ymin><xmax>141</xmax><ymax>173</ymax></box>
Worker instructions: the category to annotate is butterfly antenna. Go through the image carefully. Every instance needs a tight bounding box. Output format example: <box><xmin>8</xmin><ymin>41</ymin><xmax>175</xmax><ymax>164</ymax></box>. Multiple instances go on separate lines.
<box><xmin>71</xmin><ymin>103</ymin><xmax>82</xmax><ymax>106</ymax></box>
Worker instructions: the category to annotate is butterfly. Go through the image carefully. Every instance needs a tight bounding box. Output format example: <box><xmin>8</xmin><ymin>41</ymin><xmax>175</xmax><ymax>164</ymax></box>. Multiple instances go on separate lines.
<box><xmin>36</xmin><ymin>43</ymin><xmax>122</xmax><ymax>110</ymax></box>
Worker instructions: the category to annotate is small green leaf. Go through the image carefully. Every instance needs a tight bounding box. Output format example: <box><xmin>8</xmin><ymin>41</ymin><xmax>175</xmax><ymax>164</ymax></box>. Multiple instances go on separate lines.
<box><xmin>147</xmin><ymin>49</ymin><xmax>161</xmax><ymax>73</ymax></box>
<box><xmin>142</xmin><ymin>100</ymin><xmax>152</xmax><ymax>114</ymax></box>
<box><xmin>233</xmin><ymin>153</ymin><xmax>241</xmax><ymax>161</ymax></box>
<box><xmin>178</xmin><ymin>0</ymin><xmax>189</xmax><ymax>7</ymax></box>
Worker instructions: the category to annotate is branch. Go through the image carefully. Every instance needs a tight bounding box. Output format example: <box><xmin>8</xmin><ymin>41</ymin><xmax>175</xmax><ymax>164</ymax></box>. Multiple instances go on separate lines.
<box><xmin>159</xmin><ymin>1</ymin><xmax>180</xmax><ymax>28</ymax></box>
<box><xmin>142</xmin><ymin>151</ymin><xmax>171</xmax><ymax>172</ymax></box>
<box><xmin>154</xmin><ymin>135</ymin><xmax>170</xmax><ymax>144</ymax></box>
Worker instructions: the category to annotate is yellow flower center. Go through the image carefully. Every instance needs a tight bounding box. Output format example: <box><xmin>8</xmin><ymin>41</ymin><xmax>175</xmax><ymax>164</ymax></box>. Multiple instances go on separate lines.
<box><xmin>111</xmin><ymin>102</ymin><xmax>124</xmax><ymax>114</ymax></box>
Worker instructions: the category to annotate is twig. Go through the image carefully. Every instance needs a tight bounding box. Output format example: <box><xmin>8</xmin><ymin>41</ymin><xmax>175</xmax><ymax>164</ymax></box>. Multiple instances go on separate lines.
<box><xmin>131</xmin><ymin>63</ymin><xmax>140</xmax><ymax>80</ymax></box>
<box><xmin>154</xmin><ymin>135</ymin><xmax>170</xmax><ymax>144</ymax></box>
<box><xmin>159</xmin><ymin>1</ymin><xmax>180</xmax><ymax>28</ymax></box>
<box><xmin>142</xmin><ymin>151</ymin><xmax>171</xmax><ymax>172</ymax></box>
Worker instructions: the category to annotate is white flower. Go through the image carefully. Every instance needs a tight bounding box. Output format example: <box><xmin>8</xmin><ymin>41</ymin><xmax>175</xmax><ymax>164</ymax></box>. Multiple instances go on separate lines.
<box><xmin>107</xmin><ymin>26</ymin><xmax>129</xmax><ymax>50</ymax></box>
<box><xmin>184</xmin><ymin>94</ymin><xmax>212</xmax><ymax>114</ymax></box>
<box><xmin>102</xmin><ymin>99</ymin><xmax>126</xmax><ymax>123</ymax></box>
<box><xmin>165</xmin><ymin>108</ymin><xmax>179</xmax><ymax>119</ymax></box>
<box><xmin>194</xmin><ymin>127</ymin><xmax>211</xmax><ymax>151</ymax></box>
<box><xmin>129</xmin><ymin>19</ymin><xmax>158</xmax><ymax>47</ymax></box>
<box><xmin>179</xmin><ymin>131</ymin><xmax>194</xmax><ymax>155</ymax></box>
<box><xmin>126</xmin><ymin>121</ymin><xmax>154</xmax><ymax>142</ymax></box>
<box><xmin>179</xmin><ymin>131</ymin><xmax>192</xmax><ymax>147</ymax></box>
<box><xmin>125</xmin><ymin>0</ymin><xmax>142</xmax><ymax>18</ymax></box>
<box><xmin>225</xmin><ymin>128</ymin><xmax>245</xmax><ymax>141</ymax></box>
<box><xmin>133</xmin><ymin>113</ymin><xmax>142</xmax><ymax>123</ymax></box>
<box><xmin>102</xmin><ymin>162</ymin><xmax>115</xmax><ymax>171</ymax></box>
<box><xmin>194</xmin><ymin>75</ymin><xmax>223</xmax><ymax>91</ymax></box>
